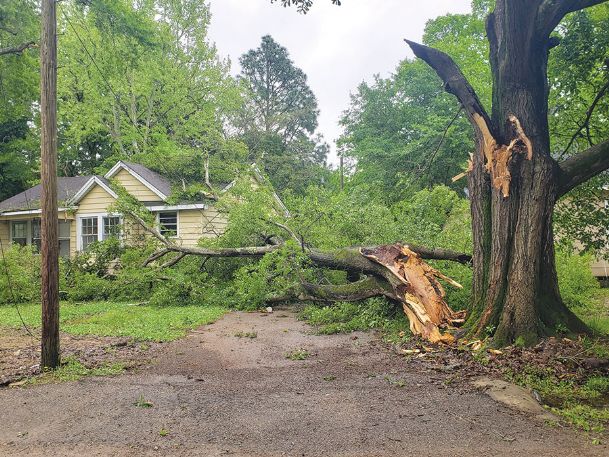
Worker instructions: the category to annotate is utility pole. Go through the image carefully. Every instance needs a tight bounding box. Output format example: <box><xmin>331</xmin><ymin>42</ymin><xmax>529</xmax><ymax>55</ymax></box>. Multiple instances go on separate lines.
<box><xmin>40</xmin><ymin>0</ymin><xmax>60</xmax><ymax>369</ymax></box>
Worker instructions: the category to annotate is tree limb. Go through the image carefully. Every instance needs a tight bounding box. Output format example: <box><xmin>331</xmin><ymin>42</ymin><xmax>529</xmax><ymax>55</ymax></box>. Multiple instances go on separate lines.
<box><xmin>0</xmin><ymin>41</ymin><xmax>36</xmax><ymax>56</ymax></box>
<box><xmin>404</xmin><ymin>40</ymin><xmax>495</xmax><ymax>139</ymax></box>
<box><xmin>561</xmin><ymin>77</ymin><xmax>609</xmax><ymax>158</ymax></box>
<box><xmin>160</xmin><ymin>252</ymin><xmax>187</xmax><ymax>269</ymax></box>
<box><xmin>558</xmin><ymin>139</ymin><xmax>609</xmax><ymax>197</ymax></box>
<box><xmin>300</xmin><ymin>276</ymin><xmax>397</xmax><ymax>303</ymax></box>
<box><xmin>538</xmin><ymin>0</ymin><xmax>609</xmax><ymax>36</ymax></box>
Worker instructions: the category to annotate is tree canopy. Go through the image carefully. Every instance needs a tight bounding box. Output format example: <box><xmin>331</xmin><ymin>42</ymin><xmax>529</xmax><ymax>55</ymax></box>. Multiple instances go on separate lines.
<box><xmin>237</xmin><ymin>35</ymin><xmax>329</xmax><ymax>194</ymax></box>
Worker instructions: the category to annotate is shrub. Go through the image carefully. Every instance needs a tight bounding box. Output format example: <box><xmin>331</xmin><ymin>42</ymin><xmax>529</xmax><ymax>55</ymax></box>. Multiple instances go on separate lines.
<box><xmin>556</xmin><ymin>249</ymin><xmax>599</xmax><ymax>309</ymax></box>
<box><xmin>0</xmin><ymin>245</ymin><xmax>40</xmax><ymax>304</ymax></box>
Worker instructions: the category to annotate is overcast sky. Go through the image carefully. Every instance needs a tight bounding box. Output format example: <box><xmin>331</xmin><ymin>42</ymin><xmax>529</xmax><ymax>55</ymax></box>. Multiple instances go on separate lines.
<box><xmin>207</xmin><ymin>0</ymin><xmax>472</xmax><ymax>164</ymax></box>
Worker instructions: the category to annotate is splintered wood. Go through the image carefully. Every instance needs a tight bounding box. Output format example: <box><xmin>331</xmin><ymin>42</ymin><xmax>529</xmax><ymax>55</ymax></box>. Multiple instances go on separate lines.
<box><xmin>452</xmin><ymin>114</ymin><xmax>533</xmax><ymax>197</ymax></box>
<box><xmin>360</xmin><ymin>244</ymin><xmax>466</xmax><ymax>344</ymax></box>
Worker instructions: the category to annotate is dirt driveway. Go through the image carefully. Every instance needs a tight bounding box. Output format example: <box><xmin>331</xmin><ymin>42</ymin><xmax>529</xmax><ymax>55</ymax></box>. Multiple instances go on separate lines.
<box><xmin>0</xmin><ymin>310</ymin><xmax>605</xmax><ymax>457</ymax></box>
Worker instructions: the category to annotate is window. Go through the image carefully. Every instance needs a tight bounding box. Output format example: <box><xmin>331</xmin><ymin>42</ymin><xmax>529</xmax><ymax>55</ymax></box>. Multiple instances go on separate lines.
<box><xmin>11</xmin><ymin>221</ymin><xmax>27</xmax><ymax>246</ymax></box>
<box><xmin>103</xmin><ymin>216</ymin><xmax>121</xmax><ymax>240</ymax></box>
<box><xmin>81</xmin><ymin>217</ymin><xmax>98</xmax><ymax>250</ymax></box>
<box><xmin>31</xmin><ymin>219</ymin><xmax>41</xmax><ymax>251</ymax></box>
<box><xmin>59</xmin><ymin>221</ymin><xmax>71</xmax><ymax>257</ymax></box>
<box><xmin>159</xmin><ymin>212</ymin><xmax>178</xmax><ymax>237</ymax></box>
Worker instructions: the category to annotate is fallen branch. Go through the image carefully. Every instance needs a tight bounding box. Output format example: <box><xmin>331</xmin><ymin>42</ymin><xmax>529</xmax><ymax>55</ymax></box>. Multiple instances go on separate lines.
<box><xmin>128</xmin><ymin>210</ymin><xmax>470</xmax><ymax>343</ymax></box>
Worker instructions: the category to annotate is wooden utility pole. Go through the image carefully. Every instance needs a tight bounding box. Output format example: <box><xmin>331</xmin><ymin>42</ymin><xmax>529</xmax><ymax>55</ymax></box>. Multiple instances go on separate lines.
<box><xmin>40</xmin><ymin>0</ymin><xmax>60</xmax><ymax>369</ymax></box>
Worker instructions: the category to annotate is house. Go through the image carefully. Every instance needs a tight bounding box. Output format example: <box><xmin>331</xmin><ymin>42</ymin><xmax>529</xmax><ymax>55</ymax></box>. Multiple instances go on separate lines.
<box><xmin>0</xmin><ymin>161</ymin><xmax>230</xmax><ymax>257</ymax></box>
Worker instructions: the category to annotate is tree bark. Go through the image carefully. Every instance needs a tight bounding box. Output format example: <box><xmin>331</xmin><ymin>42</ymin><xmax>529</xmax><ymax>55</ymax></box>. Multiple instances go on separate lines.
<box><xmin>407</xmin><ymin>0</ymin><xmax>609</xmax><ymax>345</ymax></box>
<box><xmin>0</xmin><ymin>41</ymin><xmax>36</xmax><ymax>56</ymax></box>
<box><xmin>40</xmin><ymin>0</ymin><xmax>60</xmax><ymax>369</ymax></box>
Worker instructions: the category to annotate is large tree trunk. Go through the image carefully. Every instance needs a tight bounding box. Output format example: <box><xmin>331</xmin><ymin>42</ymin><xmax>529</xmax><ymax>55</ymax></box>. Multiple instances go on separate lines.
<box><xmin>408</xmin><ymin>0</ymin><xmax>609</xmax><ymax>345</ymax></box>
<box><xmin>470</xmin><ymin>2</ymin><xmax>585</xmax><ymax>345</ymax></box>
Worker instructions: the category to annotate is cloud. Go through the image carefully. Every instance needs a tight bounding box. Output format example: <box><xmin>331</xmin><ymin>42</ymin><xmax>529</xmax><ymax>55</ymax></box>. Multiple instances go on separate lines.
<box><xmin>208</xmin><ymin>0</ymin><xmax>472</xmax><ymax>164</ymax></box>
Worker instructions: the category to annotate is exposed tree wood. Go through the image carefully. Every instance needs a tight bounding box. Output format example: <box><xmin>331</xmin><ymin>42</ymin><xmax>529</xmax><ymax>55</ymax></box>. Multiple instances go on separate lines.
<box><xmin>0</xmin><ymin>41</ymin><xmax>36</xmax><ymax>56</ymax></box>
<box><xmin>361</xmin><ymin>245</ymin><xmax>464</xmax><ymax>343</ymax></box>
<box><xmin>40</xmin><ymin>0</ymin><xmax>60</xmax><ymax>369</ymax></box>
<box><xmin>558</xmin><ymin>139</ymin><xmax>609</xmax><ymax>197</ymax></box>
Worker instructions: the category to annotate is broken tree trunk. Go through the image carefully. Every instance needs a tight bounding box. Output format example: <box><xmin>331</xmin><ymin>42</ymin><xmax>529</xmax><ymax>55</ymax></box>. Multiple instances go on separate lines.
<box><xmin>127</xmin><ymin>210</ymin><xmax>469</xmax><ymax>342</ymax></box>
<box><xmin>406</xmin><ymin>0</ymin><xmax>609</xmax><ymax>345</ymax></box>
<box><xmin>361</xmin><ymin>245</ymin><xmax>465</xmax><ymax>343</ymax></box>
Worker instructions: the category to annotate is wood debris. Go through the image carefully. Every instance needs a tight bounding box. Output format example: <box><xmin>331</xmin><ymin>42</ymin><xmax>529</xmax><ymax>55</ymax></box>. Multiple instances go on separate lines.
<box><xmin>360</xmin><ymin>244</ymin><xmax>465</xmax><ymax>344</ymax></box>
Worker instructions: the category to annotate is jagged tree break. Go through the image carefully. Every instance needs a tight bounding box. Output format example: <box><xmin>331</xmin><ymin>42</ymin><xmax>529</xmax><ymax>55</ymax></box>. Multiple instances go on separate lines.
<box><xmin>407</xmin><ymin>0</ymin><xmax>609</xmax><ymax>345</ymax></box>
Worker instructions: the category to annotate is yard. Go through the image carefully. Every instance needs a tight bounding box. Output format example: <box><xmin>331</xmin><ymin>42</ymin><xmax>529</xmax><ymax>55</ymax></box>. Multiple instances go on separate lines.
<box><xmin>0</xmin><ymin>302</ymin><xmax>226</xmax><ymax>386</ymax></box>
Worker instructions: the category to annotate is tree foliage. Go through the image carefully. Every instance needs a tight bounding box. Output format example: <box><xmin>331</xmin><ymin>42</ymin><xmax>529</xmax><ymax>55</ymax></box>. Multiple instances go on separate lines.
<box><xmin>238</xmin><ymin>35</ymin><xmax>329</xmax><ymax>194</ymax></box>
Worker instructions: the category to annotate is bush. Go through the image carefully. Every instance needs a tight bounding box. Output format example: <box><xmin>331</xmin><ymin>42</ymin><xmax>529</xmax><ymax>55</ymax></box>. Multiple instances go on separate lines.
<box><xmin>0</xmin><ymin>245</ymin><xmax>40</xmax><ymax>304</ymax></box>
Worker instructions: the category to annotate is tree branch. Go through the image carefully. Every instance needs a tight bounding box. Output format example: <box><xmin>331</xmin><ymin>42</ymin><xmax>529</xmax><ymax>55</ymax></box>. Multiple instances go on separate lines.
<box><xmin>558</xmin><ymin>139</ymin><xmax>609</xmax><ymax>197</ymax></box>
<box><xmin>538</xmin><ymin>0</ymin><xmax>609</xmax><ymax>36</ymax></box>
<box><xmin>0</xmin><ymin>41</ymin><xmax>36</xmax><ymax>56</ymax></box>
<box><xmin>404</xmin><ymin>40</ymin><xmax>495</xmax><ymax>139</ymax></box>
<box><xmin>300</xmin><ymin>277</ymin><xmax>397</xmax><ymax>303</ymax></box>
<box><xmin>561</xmin><ymin>77</ymin><xmax>609</xmax><ymax>158</ymax></box>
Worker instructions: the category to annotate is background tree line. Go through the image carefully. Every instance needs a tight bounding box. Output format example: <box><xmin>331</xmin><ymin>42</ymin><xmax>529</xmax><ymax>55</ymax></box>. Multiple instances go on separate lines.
<box><xmin>0</xmin><ymin>0</ymin><xmax>328</xmax><ymax>201</ymax></box>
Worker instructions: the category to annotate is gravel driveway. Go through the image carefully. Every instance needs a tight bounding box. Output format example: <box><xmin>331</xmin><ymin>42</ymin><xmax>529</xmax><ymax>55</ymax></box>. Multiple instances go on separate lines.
<box><xmin>0</xmin><ymin>310</ymin><xmax>605</xmax><ymax>456</ymax></box>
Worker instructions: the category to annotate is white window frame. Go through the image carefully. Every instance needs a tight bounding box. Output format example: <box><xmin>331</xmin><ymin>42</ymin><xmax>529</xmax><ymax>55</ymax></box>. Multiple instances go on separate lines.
<box><xmin>76</xmin><ymin>213</ymin><xmax>123</xmax><ymax>251</ymax></box>
<box><xmin>156</xmin><ymin>211</ymin><xmax>179</xmax><ymax>238</ymax></box>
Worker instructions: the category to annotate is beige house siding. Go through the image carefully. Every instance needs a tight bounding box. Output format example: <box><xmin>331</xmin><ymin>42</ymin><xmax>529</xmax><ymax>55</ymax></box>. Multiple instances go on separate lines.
<box><xmin>174</xmin><ymin>208</ymin><xmax>228</xmax><ymax>246</ymax></box>
<box><xmin>0</xmin><ymin>220</ymin><xmax>9</xmax><ymax>252</ymax></box>
<box><xmin>113</xmin><ymin>168</ymin><xmax>163</xmax><ymax>202</ymax></box>
<box><xmin>591</xmin><ymin>259</ymin><xmax>609</xmax><ymax>278</ymax></box>
<box><xmin>201</xmin><ymin>207</ymin><xmax>228</xmax><ymax>239</ymax></box>
<box><xmin>0</xmin><ymin>214</ymin><xmax>75</xmax><ymax>256</ymax></box>
<box><xmin>76</xmin><ymin>185</ymin><xmax>117</xmax><ymax>214</ymax></box>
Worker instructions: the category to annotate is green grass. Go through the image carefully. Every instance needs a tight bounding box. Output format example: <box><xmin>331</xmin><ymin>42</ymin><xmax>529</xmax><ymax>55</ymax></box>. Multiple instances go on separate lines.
<box><xmin>506</xmin><ymin>365</ymin><xmax>609</xmax><ymax>434</ymax></box>
<box><xmin>572</xmin><ymin>288</ymin><xmax>609</xmax><ymax>337</ymax></box>
<box><xmin>284</xmin><ymin>348</ymin><xmax>310</xmax><ymax>360</ymax></box>
<box><xmin>27</xmin><ymin>357</ymin><xmax>125</xmax><ymax>385</ymax></box>
<box><xmin>0</xmin><ymin>301</ymin><xmax>227</xmax><ymax>341</ymax></box>
<box><xmin>300</xmin><ymin>299</ymin><xmax>411</xmax><ymax>343</ymax></box>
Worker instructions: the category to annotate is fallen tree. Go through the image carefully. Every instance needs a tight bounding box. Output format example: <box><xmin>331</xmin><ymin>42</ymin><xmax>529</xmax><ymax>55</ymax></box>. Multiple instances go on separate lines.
<box><xmin>129</xmin><ymin>211</ymin><xmax>470</xmax><ymax>343</ymax></box>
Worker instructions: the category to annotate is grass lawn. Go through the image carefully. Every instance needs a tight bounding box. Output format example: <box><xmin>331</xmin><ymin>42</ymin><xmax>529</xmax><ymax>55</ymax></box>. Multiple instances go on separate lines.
<box><xmin>0</xmin><ymin>301</ymin><xmax>227</xmax><ymax>342</ymax></box>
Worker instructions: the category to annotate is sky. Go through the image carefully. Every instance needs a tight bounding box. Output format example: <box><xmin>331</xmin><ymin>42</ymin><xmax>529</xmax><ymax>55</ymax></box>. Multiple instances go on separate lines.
<box><xmin>207</xmin><ymin>0</ymin><xmax>472</xmax><ymax>164</ymax></box>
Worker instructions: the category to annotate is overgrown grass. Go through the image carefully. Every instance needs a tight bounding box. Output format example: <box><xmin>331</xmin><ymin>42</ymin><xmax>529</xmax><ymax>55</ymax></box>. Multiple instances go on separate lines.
<box><xmin>0</xmin><ymin>301</ymin><xmax>227</xmax><ymax>341</ymax></box>
<box><xmin>575</xmin><ymin>289</ymin><xmax>609</xmax><ymax>337</ymax></box>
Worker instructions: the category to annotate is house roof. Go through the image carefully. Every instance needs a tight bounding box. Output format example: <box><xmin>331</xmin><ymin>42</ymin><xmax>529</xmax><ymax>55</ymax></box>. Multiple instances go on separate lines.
<box><xmin>105</xmin><ymin>161</ymin><xmax>172</xmax><ymax>200</ymax></box>
<box><xmin>0</xmin><ymin>161</ymin><xmax>288</xmax><ymax>216</ymax></box>
<box><xmin>0</xmin><ymin>176</ymin><xmax>92</xmax><ymax>211</ymax></box>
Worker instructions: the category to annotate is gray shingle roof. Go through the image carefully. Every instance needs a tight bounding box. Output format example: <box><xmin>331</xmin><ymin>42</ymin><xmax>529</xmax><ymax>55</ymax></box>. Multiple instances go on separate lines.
<box><xmin>121</xmin><ymin>162</ymin><xmax>172</xmax><ymax>197</ymax></box>
<box><xmin>0</xmin><ymin>176</ymin><xmax>92</xmax><ymax>211</ymax></box>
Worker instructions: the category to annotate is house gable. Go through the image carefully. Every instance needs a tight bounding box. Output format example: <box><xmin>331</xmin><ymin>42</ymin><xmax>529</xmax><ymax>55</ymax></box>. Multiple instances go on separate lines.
<box><xmin>104</xmin><ymin>161</ymin><xmax>169</xmax><ymax>202</ymax></box>
<box><xmin>76</xmin><ymin>181</ymin><xmax>117</xmax><ymax>214</ymax></box>
<box><xmin>112</xmin><ymin>168</ymin><xmax>165</xmax><ymax>202</ymax></box>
